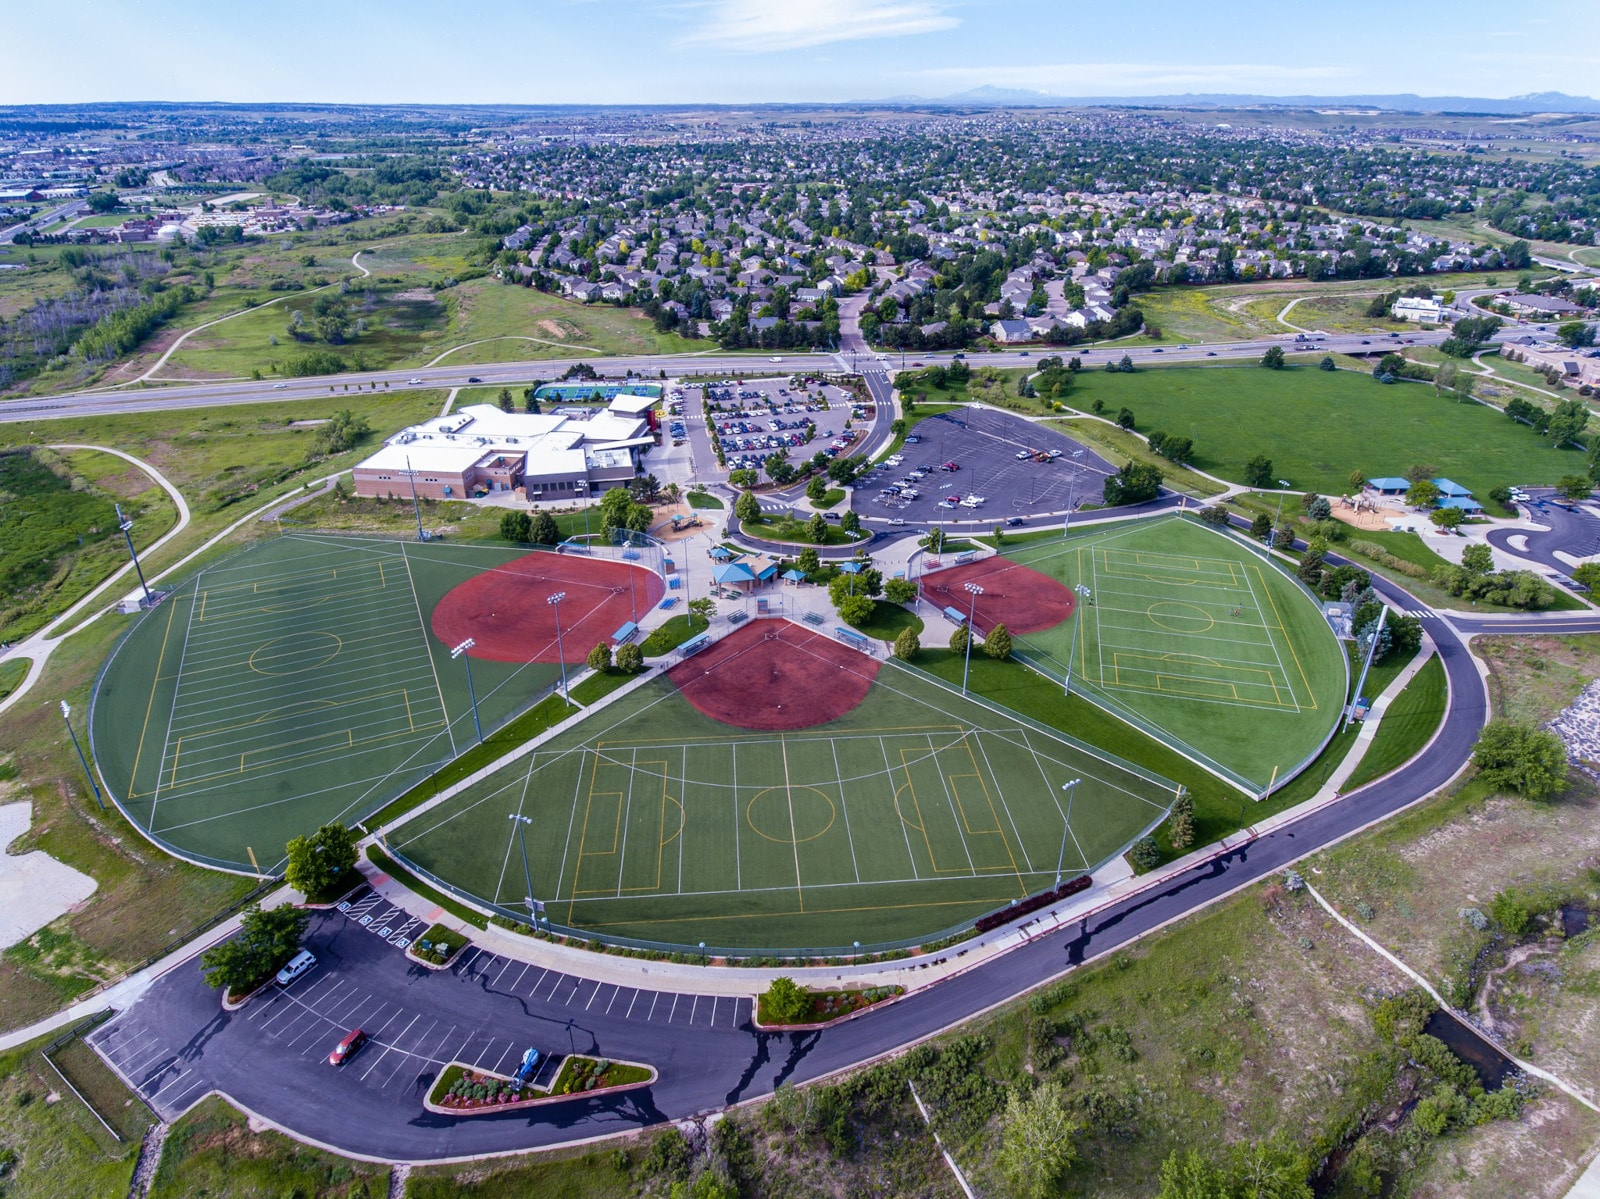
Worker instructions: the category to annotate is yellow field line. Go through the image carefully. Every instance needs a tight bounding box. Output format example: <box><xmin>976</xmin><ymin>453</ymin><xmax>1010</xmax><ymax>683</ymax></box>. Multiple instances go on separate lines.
<box><xmin>129</xmin><ymin>590</ymin><xmax>181</xmax><ymax>796</ymax></box>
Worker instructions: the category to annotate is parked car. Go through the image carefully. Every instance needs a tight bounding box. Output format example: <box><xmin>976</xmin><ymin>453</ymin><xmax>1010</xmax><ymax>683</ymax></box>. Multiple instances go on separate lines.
<box><xmin>328</xmin><ymin>1029</ymin><xmax>367</xmax><ymax>1066</ymax></box>
<box><xmin>888</xmin><ymin>517</ymin><xmax>906</xmax><ymax>526</ymax></box>
<box><xmin>1015</xmin><ymin>450</ymin><xmax>1032</xmax><ymax>460</ymax></box>
<box><xmin>276</xmin><ymin>950</ymin><xmax>316</xmax><ymax>988</ymax></box>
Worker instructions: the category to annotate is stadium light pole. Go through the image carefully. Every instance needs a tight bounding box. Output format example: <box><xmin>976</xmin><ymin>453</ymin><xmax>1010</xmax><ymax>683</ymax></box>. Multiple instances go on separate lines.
<box><xmin>1270</xmin><ymin>479</ymin><xmax>1292</xmax><ymax>552</ymax></box>
<box><xmin>60</xmin><ymin>701</ymin><xmax>104</xmax><ymax>811</ymax></box>
<box><xmin>961</xmin><ymin>581</ymin><xmax>983</xmax><ymax>695</ymax></box>
<box><xmin>1063</xmin><ymin>583</ymin><xmax>1091</xmax><ymax>698</ymax></box>
<box><xmin>115</xmin><ymin>503</ymin><xmax>152</xmax><ymax>605</ymax></box>
<box><xmin>404</xmin><ymin>456</ymin><xmax>425</xmax><ymax>542</ymax></box>
<box><xmin>1056</xmin><ymin>778</ymin><xmax>1081</xmax><ymax>886</ymax></box>
<box><xmin>450</xmin><ymin>638</ymin><xmax>482</xmax><ymax>743</ymax></box>
<box><xmin>508</xmin><ymin>813</ymin><xmax>540</xmax><ymax>927</ymax></box>
<box><xmin>548</xmin><ymin>592</ymin><xmax>569</xmax><ymax>698</ymax></box>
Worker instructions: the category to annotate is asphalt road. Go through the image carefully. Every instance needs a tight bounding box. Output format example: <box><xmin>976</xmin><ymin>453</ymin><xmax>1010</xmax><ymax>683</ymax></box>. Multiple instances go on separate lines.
<box><xmin>0</xmin><ymin>330</ymin><xmax>1450</xmax><ymax>426</ymax></box>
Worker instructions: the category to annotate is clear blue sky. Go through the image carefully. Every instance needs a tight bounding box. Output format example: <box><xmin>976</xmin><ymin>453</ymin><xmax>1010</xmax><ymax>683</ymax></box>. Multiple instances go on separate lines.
<box><xmin>6</xmin><ymin>0</ymin><xmax>1596</xmax><ymax>106</ymax></box>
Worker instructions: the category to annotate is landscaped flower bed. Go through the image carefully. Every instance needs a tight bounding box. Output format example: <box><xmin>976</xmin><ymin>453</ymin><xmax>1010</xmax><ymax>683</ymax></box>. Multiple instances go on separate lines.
<box><xmin>406</xmin><ymin>923</ymin><xmax>462</xmax><ymax>967</ymax></box>
<box><xmin>755</xmin><ymin>984</ymin><xmax>903</xmax><ymax>1028</ymax></box>
<box><xmin>424</xmin><ymin>1055</ymin><xmax>656</xmax><ymax>1116</ymax></box>
<box><xmin>550</xmin><ymin>1055</ymin><xmax>652</xmax><ymax>1096</ymax></box>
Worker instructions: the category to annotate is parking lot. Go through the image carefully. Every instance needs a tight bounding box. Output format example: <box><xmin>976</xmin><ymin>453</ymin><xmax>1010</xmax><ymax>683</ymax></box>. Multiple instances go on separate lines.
<box><xmin>695</xmin><ymin>377</ymin><xmax>864</xmax><ymax>473</ymax></box>
<box><xmin>857</xmin><ymin>407</ymin><xmax>1119</xmax><ymax>527</ymax></box>
<box><xmin>87</xmin><ymin>895</ymin><xmax>753</xmax><ymax>1138</ymax></box>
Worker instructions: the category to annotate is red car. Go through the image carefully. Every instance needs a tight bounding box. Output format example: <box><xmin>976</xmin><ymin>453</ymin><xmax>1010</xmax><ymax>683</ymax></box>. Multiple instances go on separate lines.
<box><xmin>945</xmin><ymin>494</ymin><xmax>961</xmax><ymax>504</ymax></box>
<box><xmin>328</xmin><ymin>1029</ymin><xmax>367</xmax><ymax>1066</ymax></box>
<box><xmin>942</xmin><ymin>461</ymin><xmax>960</xmax><ymax>471</ymax></box>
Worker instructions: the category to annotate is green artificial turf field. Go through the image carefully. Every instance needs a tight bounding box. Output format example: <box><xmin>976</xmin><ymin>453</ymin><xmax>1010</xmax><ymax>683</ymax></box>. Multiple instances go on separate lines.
<box><xmin>1060</xmin><ymin>364</ymin><xmax>1591</xmax><ymax>501</ymax></box>
<box><xmin>999</xmin><ymin>517</ymin><xmax>1347</xmax><ymax>792</ymax></box>
<box><xmin>90</xmin><ymin>533</ymin><xmax>582</xmax><ymax>873</ymax></box>
<box><xmin>389</xmin><ymin>648</ymin><xmax>1178</xmax><ymax>951</ymax></box>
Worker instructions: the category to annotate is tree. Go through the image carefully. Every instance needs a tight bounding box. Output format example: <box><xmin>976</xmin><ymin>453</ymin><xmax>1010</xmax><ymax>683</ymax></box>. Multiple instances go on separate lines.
<box><xmin>1168</xmin><ymin>791</ymin><xmax>1195</xmax><ymax>851</ymax></box>
<box><xmin>1260</xmin><ymin>346</ymin><xmax>1286</xmax><ymax>370</ymax></box>
<box><xmin>284</xmin><ymin>823</ymin><xmax>357</xmax><ymax>900</ymax></box>
<box><xmin>1573</xmin><ymin>562</ymin><xmax>1600</xmax><ymax>593</ymax></box>
<box><xmin>838</xmin><ymin>593</ymin><xmax>875</xmax><ymax>625</ymax></box>
<box><xmin>1128</xmin><ymin>836</ymin><xmax>1161</xmax><ymax>871</ymax></box>
<box><xmin>587</xmin><ymin>642</ymin><xmax>612</xmax><ymax>672</ymax></box>
<box><xmin>1306</xmin><ymin>496</ymin><xmax>1332</xmax><ymax>521</ymax></box>
<box><xmin>762</xmin><ymin>977</ymin><xmax>812</xmax><ymax>1024</ymax></box>
<box><xmin>199</xmin><ymin>904</ymin><xmax>310</xmax><ymax>995</ymax></box>
<box><xmin>497</xmin><ymin>388</ymin><xmax>514</xmax><ymax>413</ymax></box>
<box><xmin>1250</xmin><ymin>512</ymin><xmax>1273</xmax><ymax>541</ymax></box>
<box><xmin>1472</xmin><ymin>719</ymin><xmax>1569</xmax><ymax>801</ymax></box>
<box><xmin>87</xmin><ymin>190</ymin><xmax>122</xmax><ymax>214</ymax></box>
<box><xmin>1461</xmin><ymin>543</ymin><xmax>1494</xmax><ymax>575</ymax></box>
<box><xmin>1549</xmin><ymin>399</ymin><xmax>1591</xmax><ymax>448</ymax></box>
<box><xmin>841</xmin><ymin>510</ymin><xmax>861</xmax><ymax>535</ymax></box>
<box><xmin>797</xmin><ymin>546</ymin><xmax>821</xmax><ymax>575</ymax></box>
<box><xmin>1115</xmin><ymin>406</ymin><xmax>1136</xmax><ymax>430</ymax></box>
<box><xmin>806</xmin><ymin>512</ymin><xmax>828</xmax><ymax>543</ymax></box>
<box><xmin>949</xmin><ymin>624</ymin><xmax>970</xmax><ymax>654</ymax></box>
<box><xmin>996</xmin><ymin>1082</ymin><xmax>1079</xmax><ymax>1199</ymax></box>
<box><xmin>614</xmin><ymin>642</ymin><xmax>644</xmax><ymax>673</ymax></box>
<box><xmin>1318</xmin><ymin>355</ymin><xmax>1336</xmax><ymax>371</ymax></box>
<box><xmin>1103</xmin><ymin>460</ymin><xmax>1163</xmax><ymax>506</ymax></box>
<box><xmin>499</xmin><ymin>510</ymin><xmax>532</xmax><ymax>543</ymax></box>
<box><xmin>1405</xmin><ymin>479</ymin><xmax>1440</xmax><ymax>509</ymax></box>
<box><xmin>885</xmin><ymin>577</ymin><xmax>917</xmax><ymax>605</ymax></box>
<box><xmin>1157</xmin><ymin>1150</ymin><xmax>1230</xmax><ymax>1199</ymax></box>
<box><xmin>926</xmin><ymin>526</ymin><xmax>945</xmax><ymax>554</ymax></box>
<box><xmin>1557</xmin><ymin>474</ymin><xmax>1593</xmax><ymax>502</ymax></box>
<box><xmin>805</xmin><ymin>474</ymin><xmax>827</xmax><ymax>503</ymax></box>
<box><xmin>982</xmin><ymin>622</ymin><xmax>1012</xmax><ymax>660</ymax></box>
<box><xmin>529</xmin><ymin>510</ymin><xmax>560</xmax><ymax>546</ymax></box>
<box><xmin>1244</xmin><ymin>454</ymin><xmax>1274</xmax><ymax>488</ymax></box>
<box><xmin>1429</xmin><ymin>506</ymin><xmax>1463</xmax><ymax>531</ymax></box>
<box><xmin>1556</xmin><ymin>321</ymin><xmax>1596</xmax><ymax>349</ymax></box>
<box><xmin>893</xmin><ymin>626</ymin><xmax>920</xmax><ymax>661</ymax></box>
<box><xmin>734</xmin><ymin>490</ymin><xmax>760</xmax><ymax>524</ymax></box>
<box><xmin>1349</xmin><ymin>469</ymin><xmax>1367</xmax><ymax>492</ymax></box>
<box><xmin>1386</xmin><ymin>613</ymin><xmax>1423</xmax><ymax>660</ymax></box>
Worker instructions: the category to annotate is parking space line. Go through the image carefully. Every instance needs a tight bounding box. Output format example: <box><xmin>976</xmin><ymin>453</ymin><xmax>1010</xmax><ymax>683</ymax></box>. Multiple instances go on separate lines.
<box><xmin>523</xmin><ymin>968</ymin><xmax>548</xmax><ymax>995</ymax></box>
<box><xmin>689</xmin><ymin>995</ymin><xmax>700</xmax><ymax>1024</ymax></box>
<box><xmin>606</xmin><ymin>986</ymin><xmax>625</xmax><ymax>1015</ymax></box>
<box><xmin>147</xmin><ymin>1067</ymin><xmax>192</xmax><ymax>1102</ymax></box>
<box><xmin>491</xmin><ymin>1042</ymin><xmax>518</xmax><ymax>1077</ymax></box>
<box><xmin>647</xmin><ymin>992</ymin><xmax>659</xmax><ymax>1021</ymax></box>
<box><xmin>491</xmin><ymin>959</ymin><xmax>517</xmax><ymax>988</ymax></box>
<box><xmin>668</xmin><ymin>994</ymin><xmax>680</xmax><ymax>1023</ymax></box>
<box><xmin>586</xmin><ymin>983</ymin><xmax>610</xmax><ymax>1011</ymax></box>
<box><xmin>360</xmin><ymin>1014</ymin><xmax>419</xmax><ymax>1080</ymax></box>
<box><xmin>544</xmin><ymin>973</ymin><xmax>566</xmax><ymax>1001</ymax></box>
<box><xmin>508</xmin><ymin>962</ymin><xmax>530</xmax><ymax>992</ymax></box>
<box><xmin>626</xmin><ymin>989</ymin><xmax>641</xmax><ymax>1019</ymax></box>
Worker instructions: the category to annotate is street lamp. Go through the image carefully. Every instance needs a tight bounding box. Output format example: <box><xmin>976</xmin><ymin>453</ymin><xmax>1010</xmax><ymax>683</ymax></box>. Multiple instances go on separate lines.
<box><xmin>548</xmin><ymin>592</ymin><xmax>569</xmax><ymax>698</ymax></box>
<box><xmin>1056</xmin><ymin>778</ymin><xmax>1081</xmax><ymax>886</ymax></box>
<box><xmin>115</xmin><ymin>503</ymin><xmax>152</xmax><ymax>605</ymax></box>
<box><xmin>1063</xmin><ymin>583</ymin><xmax>1091</xmax><ymax>697</ymax></box>
<box><xmin>1061</xmin><ymin>450</ymin><xmax>1085</xmax><ymax>540</ymax></box>
<box><xmin>404</xmin><ymin>456</ymin><xmax>425</xmax><ymax>543</ymax></box>
<box><xmin>60</xmin><ymin>701</ymin><xmax>104</xmax><ymax>811</ymax></box>
<box><xmin>961</xmin><ymin>581</ymin><xmax>984</xmax><ymax>694</ymax></box>
<box><xmin>508</xmin><ymin>813</ymin><xmax>541</xmax><ymax>927</ymax></box>
<box><xmin>450</xmin><ymin>638</ymin><xmax>482</xmax><ymax>743</ymax></box>
<box><xmin>1270</xmin><ymin>479</ymin><xmax>1292</xmax><ymax>552</ymax></box>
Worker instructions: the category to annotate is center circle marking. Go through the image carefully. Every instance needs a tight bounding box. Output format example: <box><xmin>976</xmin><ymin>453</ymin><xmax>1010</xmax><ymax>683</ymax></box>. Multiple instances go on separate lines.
<box><xmin>1146</xmin><ymin>601</ymin><xmax>1215</xmax><ymax>633</ymax></box>
<box><xmin>746</xmin><ymin>786</ymin><xmax>837</xmax><ymax>844</ymax></box>
<box><xmin>248</xmin><ymin>631</ymin><xmax>342</xmax><ymax>675</ymax></box>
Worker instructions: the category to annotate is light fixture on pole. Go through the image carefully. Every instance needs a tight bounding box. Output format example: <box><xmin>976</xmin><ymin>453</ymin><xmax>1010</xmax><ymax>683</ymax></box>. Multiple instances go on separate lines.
<box><xmin>404</xmin><ymin>455</ymin><xmax>425</xmax><ymax>542</ymax></box>
<box><xmin>60</xmin><ymin>701</ymin><xmax>104</xmax><ymax>811</ymax></box>
<box><xmin>1056</xmin><ymin>778</ymin><xmax>1081</xmax><ymax>886</ymax></box>
<box><xmin>115</xmin><ymin>503</ymin><xmax>152</xmax><ymax>604</ymax></box>
<box><xmin>508</xmin><ymin>812</ymin><xmax>541</xmax><ymax>927</ymax></box>
<box><xmin>548</xmin><ymin>592</ymin><xmax>569</xmax><ymax>698</ymax></box>
<box><xmin>450</xmin><ymin>638</ymin><xmax>482</xmax><ymax>743</ymax></box>
<box><xmin>1269</xmin><ymin>479</ymin><xmax>1292</xmax><ymax>552</ymax></box>
<box><xmin>961</xmin><ymin>581</ymin><xmax>984</xmax><ymax>694</ymax></box>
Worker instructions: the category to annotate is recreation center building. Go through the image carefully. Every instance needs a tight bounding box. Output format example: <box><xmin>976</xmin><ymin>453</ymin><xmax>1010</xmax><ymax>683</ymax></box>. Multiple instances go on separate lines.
<box><xmin>352</xmin><ymin>401</ymin><xmax>655</xmax><ymax>502</ymax></box>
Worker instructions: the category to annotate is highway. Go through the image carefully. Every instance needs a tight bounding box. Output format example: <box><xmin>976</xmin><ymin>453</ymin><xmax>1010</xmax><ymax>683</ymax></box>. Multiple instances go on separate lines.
<box><xmin>0</xmin><ymin>330</ymin><xmax>1450</xmax><ymax>425</ymax></box>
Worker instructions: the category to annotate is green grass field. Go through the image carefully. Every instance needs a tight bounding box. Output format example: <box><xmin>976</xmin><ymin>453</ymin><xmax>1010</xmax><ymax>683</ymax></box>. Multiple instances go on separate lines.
<box><xmin>995</xmin><ymin>517</ymin><xmax>1347</xmax><ymax>791</ymax></box>
<box><xmin>90</xmin><ymin>533</ymin><xmax>569</xmax><ymax>872</ymax></box>
<box><xmin>1059</xmin><ymin>365</ymin><xmax>1591</xmax><ymax>500</ymax></box>
<box><xmin>392</xmin><ymin>647</ymin><xmax>1178</xmax><ymax>950</ymax></box>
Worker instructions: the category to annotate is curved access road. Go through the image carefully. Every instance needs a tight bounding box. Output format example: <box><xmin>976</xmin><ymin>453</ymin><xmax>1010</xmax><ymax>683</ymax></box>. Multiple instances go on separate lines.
<box><xmin>83</xmin><ymin>539</ymin><xmax>1600</xmax><ymax>1163</ymax></box>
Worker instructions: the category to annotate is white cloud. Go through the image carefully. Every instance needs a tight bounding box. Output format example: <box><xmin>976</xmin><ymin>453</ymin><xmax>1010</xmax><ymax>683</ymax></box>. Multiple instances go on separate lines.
<box><xmin>683</xmin><ymin>0</ymin><xmax>958</xmax><ymax>52</ymax></box>
<box><xmin>914</xmin><ymin>61</ymin><xmax>1354</xmax><ymax>95</ymax></box>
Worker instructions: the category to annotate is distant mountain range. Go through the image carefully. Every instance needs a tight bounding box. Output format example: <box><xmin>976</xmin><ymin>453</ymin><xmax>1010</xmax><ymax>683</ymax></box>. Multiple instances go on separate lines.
<box><xmin>877</xmin><ymin>86</ymin><xmax>1600</xmax><ymax>115</ymax></box>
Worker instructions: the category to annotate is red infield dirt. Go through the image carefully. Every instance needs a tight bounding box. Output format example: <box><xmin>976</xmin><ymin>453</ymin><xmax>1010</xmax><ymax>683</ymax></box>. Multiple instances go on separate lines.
<box><xmin>918</xmin><ymin>556</ymin><xmax>1076</xmax><ymax>635</ymax></box>
<box><xmin>667</xmin><ymin>621</ymin><xmax>880</xmax><ymax>731</ymax></box>
<box><xmin>430</xmin><ymin>551</ymin><xmax>666</xmax><ymax>663</ymax></box>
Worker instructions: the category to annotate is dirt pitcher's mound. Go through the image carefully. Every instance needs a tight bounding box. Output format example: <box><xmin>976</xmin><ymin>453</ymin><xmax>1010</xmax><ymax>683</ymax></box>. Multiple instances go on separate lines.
<box><xmin>918</xmin><ymin>556</ymin><xmax>1075</xmax><ymax>634</ymax></box>
<box><xmin>667</xmin><ymin>622</ymin><xmax>879</xmax><ymax>731</ymax></box>
<box><xmin>431</xmin><ymin>551</ymin><xmax>665</xmax><ymax>663</ymax></box>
